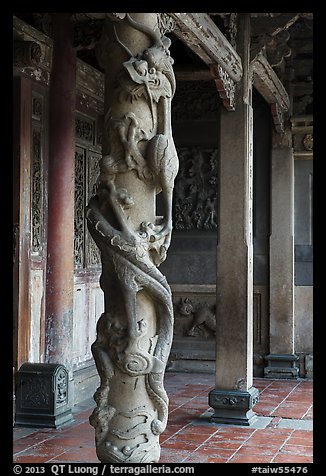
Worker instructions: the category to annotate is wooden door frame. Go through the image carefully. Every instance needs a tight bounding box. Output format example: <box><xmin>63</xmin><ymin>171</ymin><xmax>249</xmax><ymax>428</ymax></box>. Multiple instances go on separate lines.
<box><xmin>13</xmin><ymin>75</ymin><xmax>32</xmax><ymax>371</ymax></box>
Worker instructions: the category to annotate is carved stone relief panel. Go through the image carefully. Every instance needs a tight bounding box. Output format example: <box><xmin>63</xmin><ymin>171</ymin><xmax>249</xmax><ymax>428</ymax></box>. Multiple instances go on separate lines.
<box><xmin>20</xmin><ymin>376</ymin><xmax>50</xmax><ymax>409</ymax></box>
<box><xmin>173</xmin><ymin>295</ymin><xmax>216</xmax><ymax>339</ymax></box>
<box><xmin>173</xmin><ymin>147</ymin><xmax>218</xmax><ymax>230</ymax></box>
<box><xmin>31</xmin><ymin>92</ymin><xmax>44</xmax><ymax>258</ymax></box>
<box><xmin>169</xmin><ymin>286</ymin><xmax>266</xmax><ymax>377</ymax></box>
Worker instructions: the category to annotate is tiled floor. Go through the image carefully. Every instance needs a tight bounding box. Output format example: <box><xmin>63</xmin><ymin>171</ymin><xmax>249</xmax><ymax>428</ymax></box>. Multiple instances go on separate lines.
<box><xmin>13</xmin><ymin>372</ymin><xmax>313</xmax><ymax>464</ymax></box>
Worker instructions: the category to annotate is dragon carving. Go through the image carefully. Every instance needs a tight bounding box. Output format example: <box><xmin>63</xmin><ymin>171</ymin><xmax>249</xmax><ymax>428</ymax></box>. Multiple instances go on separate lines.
<box><xmin>86</xmin><ymin>14</ymin><xmax>178</xmax><ymax>463</ymax></box>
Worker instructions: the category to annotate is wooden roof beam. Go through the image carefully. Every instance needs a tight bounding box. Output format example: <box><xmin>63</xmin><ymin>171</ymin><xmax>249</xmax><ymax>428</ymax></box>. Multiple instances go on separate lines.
<box><xmin>251</xmin><ymin>52</ymin><xmax>290</xmax><ymax>112</ymax></box>
<box><xmin>168</xmin><ymin>13</ymin><xmax>243</xmax><ymax>83</ymax></box>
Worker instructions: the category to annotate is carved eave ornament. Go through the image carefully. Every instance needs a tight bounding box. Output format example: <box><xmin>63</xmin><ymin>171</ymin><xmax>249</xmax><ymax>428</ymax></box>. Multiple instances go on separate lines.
<box><xmin>210</xmin><ymin>13</ymin><xmax>238</xmax><ymax>111</ymax></box>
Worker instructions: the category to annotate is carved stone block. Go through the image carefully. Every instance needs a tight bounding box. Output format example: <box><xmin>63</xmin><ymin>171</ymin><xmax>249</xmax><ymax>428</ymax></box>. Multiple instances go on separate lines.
<box><xmin>264</xmin><ymin>354</ymin><xmax>299</xmax><ymax>379</ymax></box>
<box><xmin>209</xmin><ymin>387</ymin><xmax>259</xmax><ymax>426</ymax></box>
<box><xmin>15</xmin><ymin>363</ymin><xmax>73</xmax><ymax>428</ymax></box>
<box><xmin>167</xmin><ymin>285</ymin><xmax>216</xmax><ymax>373</ymax></box>
<box><xmin>173</xmin><ymin>147</ymin><xmax>218</xmax><ymax>231</ymax></box>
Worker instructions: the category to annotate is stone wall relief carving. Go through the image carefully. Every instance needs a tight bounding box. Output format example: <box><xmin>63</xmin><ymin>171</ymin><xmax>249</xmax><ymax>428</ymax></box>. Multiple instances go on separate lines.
<box><xmin>86</xmin><ymin>14</ymin><xmax>178</xmax><ymax>463</ymax></box>
<box><xmin>174</xmin><ymin>147</ymin><xmax>218</xmax><ymax>230</ymax></box>
<box><xmin>174</xmin><ymin>297</ymin><xmax>216</xmax><ymax>338</ymax></box>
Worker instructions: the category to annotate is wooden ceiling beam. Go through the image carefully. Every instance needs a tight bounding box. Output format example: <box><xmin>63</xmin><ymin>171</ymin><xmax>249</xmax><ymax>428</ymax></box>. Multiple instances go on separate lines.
<box><xmin>168</xmin><ymin>13</ymin><xmax>243</xmax><ymax>82</ymax></box>
<box><xmin>251</xmin><ymin>52</ymin><xmax>290</xmax><ymax>112</ymax></box>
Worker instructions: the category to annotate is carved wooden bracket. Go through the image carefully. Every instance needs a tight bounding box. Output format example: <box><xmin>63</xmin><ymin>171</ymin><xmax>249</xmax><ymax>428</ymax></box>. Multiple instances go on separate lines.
<box><xmin>13</xmin><ymin>41</ymin><xmax>42</xmax><ymax>68</ymax></box>
<box><xmin>210</xmin><ymin>64</ymin><xmax>236</xmax><ymax>111</ymax></box>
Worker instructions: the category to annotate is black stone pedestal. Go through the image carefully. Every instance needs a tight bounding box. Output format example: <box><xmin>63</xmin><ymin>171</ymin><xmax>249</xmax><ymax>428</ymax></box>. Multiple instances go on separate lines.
<box><xmin>264</xmin><ymin>354</ymin><xmax>299</xmax><ymax>379</ymax></box>
<box><xmin>209</xmin><ymin>387</ymin><xmax>259</xmax><ymax>426</ymax></box>
<box><xmin>15</xmin><ymin>363</ymin><xmax>73</xmax><ymax>428</ymax></box>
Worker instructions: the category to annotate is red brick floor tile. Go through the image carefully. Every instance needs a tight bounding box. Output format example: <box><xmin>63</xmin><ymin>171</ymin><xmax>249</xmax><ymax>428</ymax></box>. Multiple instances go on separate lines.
<box><xmin>14</xmin><ymin>454</ymin><xmax>58</xmax><ymax>463</ymax></box>
<box><xmin>177</xmin><ymin>423</ymin><xmax>218</xmax><ymax>435</ymax></box>
<box><xmin>204</xmin><ymin>440</ymin><xmax>243</xmax><ymax>450</ymax></box>
<box><xmin>233</xmin><ymin>445</ymin><xmax>277</xmax><ymax>457</ymax></box>
<box><xmin>245</xmin><ymin>428</ymin><xmax>292</xmax><ymax>446</ymax></box>
<box><xmin>279</xmin><ymin>444</ymin><xmax>313</xmax><ymax>457</ymax></box>
<box><xmin>268</xmin><ymin>380</ymin><xmax>299</xmax><ymax>388</ymax></box>
<box><xmin>254</xmin><ymin>403</ymin><xmax>278</xmax><ymax>415</ymax></box>
<box><xmin>13</xmin><ymin>432</ymin><xmax>56</xmax><ymax>448</ymax></box>
<box><xmin>160</xmin><ymin>448</ymin><xmax>193</xmax><ymax>463</ymax></box>
<box><xmin>190</xmin><ymin>446</ymin><xmax>237</xmax><ymax>459</ymax></box>
<box><xmin>184</xmin><ymin>454</ymin><xmax>228</xmax><ymax>463</ymax></box>
<box><xmin>161</xmin><ymin>439</ymin><xmax>198</xmax><ymax>451</ymax></box>
<box><xmin>271</xmin><ymin>402</ymin><xmax>311</xmax><ymax>419</ymax></box>
<box><xmin>49</xmin><ymin>448</ymin><xmax>98</xmax><ymax>463</ymax></box>
<box><xmin>228</xmin><ymin>454</ymin><xmax>273</xmax><ymax>463</ymax></box>
<box><xmin>214</xmin><ymin>427</ymin><xmax>256</xmax><ymax>441</ymax></box>
<box><xmin>242</xmin><ymin>440</ymin><xmax>283</xmax><ymax>452</ymax></box>
<box><xmin>286</xmin><ymin>389</ymin><xmax>313</xmax><ymax>403</ymax></box>
<box><xmin>303</xmin><ymin>406</ymin><xmax>313</xmax><ymax>419</ymax></box>
<box><xmin>273</xmin><ymin>454</ymin><xmax>313</xmax><ymax>463</ymax></box>
<box><xmin>298</xmin><ymin>380</ymin><xmax>313</xmax><ymax>388</ymax></box>
<box><xmin>287</xmin><ymin>432</ymin><xmax>313</xmax><ymax>446</ymax></box>
<box><xmin>14</xmin><ymin>445</ymin><xmax>65</xmax><ymax>461</ymax></box>
<box><xmin>260</xmin><ymin>389</ymin><xmax>290</xmax><ymax>398</ymax></box>
<box><xmin>165</xmin><ymin>431</ymin><xmax>210</xmax><ymax>444</ymax></box>
<box><xmin>13</xmin><ymin>373</ymin><xmax>313</xmax><ymax>465</ymax></box>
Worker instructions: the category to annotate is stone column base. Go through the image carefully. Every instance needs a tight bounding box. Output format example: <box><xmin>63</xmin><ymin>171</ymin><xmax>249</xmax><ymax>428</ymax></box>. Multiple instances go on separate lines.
<box><xmin>264</xmin><ymin>354</ymin><xmax>299</xmax><ymax>379</ymax></box>
<box><xmin>208</xmin><ymin>387</ymin><xmax>259</xmax><ymax>426</ymax></box>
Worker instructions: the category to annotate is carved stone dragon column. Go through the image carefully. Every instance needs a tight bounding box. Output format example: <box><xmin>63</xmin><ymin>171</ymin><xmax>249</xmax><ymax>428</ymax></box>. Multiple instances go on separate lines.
<box><xmin>86</xmin><ymin>13</ymin><xmax>178</xmax><ymax>463</ymax></box>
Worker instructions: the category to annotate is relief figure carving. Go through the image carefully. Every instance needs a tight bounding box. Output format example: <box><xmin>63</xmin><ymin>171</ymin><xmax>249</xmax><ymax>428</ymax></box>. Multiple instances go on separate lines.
<box><xmin>86</xmin><ymin>13</ymin><xmax>177</xmax><ymax>463</ymax></box>
<box><xmin>176</xmin><ymin>297</ymin><xmax>216</xmax><ymax>338</ymax></box>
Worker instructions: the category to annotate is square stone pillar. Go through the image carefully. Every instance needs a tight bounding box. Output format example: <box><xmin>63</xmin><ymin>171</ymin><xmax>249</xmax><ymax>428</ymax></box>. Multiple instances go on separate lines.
<box><xmin>209</xmin><ymin>14</ymin><xmax>259</xmax><ymax>426</ymax></box>
<box><xmin>265</xmin><ymin>131</ymin><xmax>299</xmax><ymax>378</ymax></box>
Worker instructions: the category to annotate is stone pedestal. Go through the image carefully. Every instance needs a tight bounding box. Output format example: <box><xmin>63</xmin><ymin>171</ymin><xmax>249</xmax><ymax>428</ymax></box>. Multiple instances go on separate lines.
<box><xmin>86</xmin><ymin>14</ymin><xmax>178</xmax><ymax>463</ymax></box>
<box><xmin>266</xmin><ymin>132</ymin><xmax>298</xmax><ymax>379</ymax></box>
<box><xmin>264</xmin><ymin>354</ymin><xmax>299</xmax><ymax>379</ymax></box>
<box><xmin>209</xmin><ymin>14</ymin><xmax>259</xmax><ymax>425</ymax></box>
<box><xmin>209</xmin><ymin>387</ymin><xmax>259</xmax><ymax>426</ymax></box>
<box><xmin>15</xmin><ymin>363</ymin><xmax>73</xmax><ymax>428</ymax></box>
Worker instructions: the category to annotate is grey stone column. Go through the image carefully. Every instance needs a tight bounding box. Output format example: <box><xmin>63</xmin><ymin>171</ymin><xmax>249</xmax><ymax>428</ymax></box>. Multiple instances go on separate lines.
<box><xmin>264</xmin><ymin>131</ymin><xmax>299</xmax><ymax>378</ymax></box>
<box><xmin>209</xmin><ymin>13</ymin><xmax>259</xmax><ymax>426</ymax></box>
<box><xmin>86</xmin><ymin>14</ymin><xmax>178</xmax><ymax>463</ymax></box>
